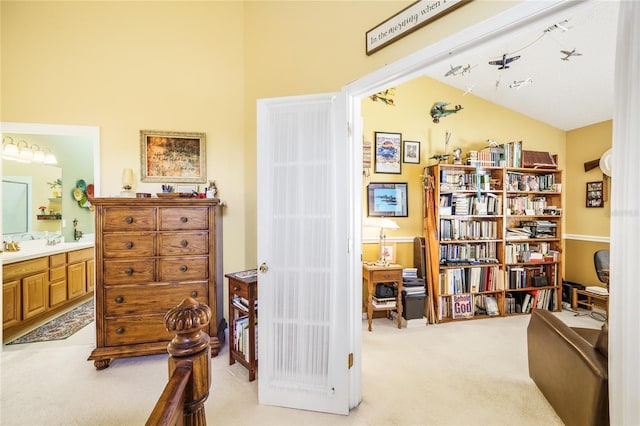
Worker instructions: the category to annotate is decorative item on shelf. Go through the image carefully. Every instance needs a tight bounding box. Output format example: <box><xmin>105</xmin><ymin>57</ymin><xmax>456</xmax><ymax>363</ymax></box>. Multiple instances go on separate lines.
<box><xmin>363</xmin><ymin>217</ymin><xmax>400</xmax><ymax>267</ymax></box>
<box><xmin>452</xmin><ymin>148</ymin><xmax>462</xmax><ymax>165</ymax></box>
<box><xmin>38</xmin><ymin>205</ymin><xmax>47</xmax><ymax>214</ymax></box>
<box><xmin>48</xmin><ymin>178</ymin><xmax>62</xmax><ymax>198</ymax></box>
<box><xmin>120</xmin><ymin>168</ymin><xmax>135</xmax><ymax>198</ymax></box>
<box><xmin>161</xmin><ymin>184</ymin><xmax>174</xmax><ymax>193</ymax></box>
<box><xmin>206</xmin><ymin>180</ymin><xmax>217</xmax><ymax>198</ymax></box>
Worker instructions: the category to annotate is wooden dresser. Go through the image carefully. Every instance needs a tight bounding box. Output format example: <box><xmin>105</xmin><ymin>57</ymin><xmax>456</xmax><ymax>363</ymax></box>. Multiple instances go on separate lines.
<box><xmin>88</xmin><ymin>197</ymin><xmax>223</xmax><ymax>369</ymax></box>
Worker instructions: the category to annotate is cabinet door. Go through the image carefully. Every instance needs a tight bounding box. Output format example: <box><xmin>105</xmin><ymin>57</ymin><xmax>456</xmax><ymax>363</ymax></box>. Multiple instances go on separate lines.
<box><xmin>86</xmin><ymin>259</ymin><xmax>95</xmax><ymax>292</ymax></box>
<box><xmin>22</xmin><ymin>273</ymin><xmax>48</xmax><ymax>320</ymax></box>
<box><xmin>68</xmin><ymin>262</ymin><xmax>87</xmax><ymax>299</ymax></box>
<box><xmin>3</xmin><ymin>280</ymin><xmax>21</xmax><ymax>329</ymax></box>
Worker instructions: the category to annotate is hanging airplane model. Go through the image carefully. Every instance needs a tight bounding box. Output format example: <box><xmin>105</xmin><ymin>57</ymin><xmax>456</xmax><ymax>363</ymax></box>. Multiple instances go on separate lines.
<box><xmin>560</xmin><ymin>48</ymin><xmax>582</xmax><ymax>61</ymax></box>
<box><xmin>444</xmin><ymin>64</ymin><xmax>463</xmax><ymax>77</ymax></box>
<box><xmin>488</xmin><ymin>53</ymin><xmax>521</xmax><ymax>70</ymax></box>
<box><xmin>509</xmin><ymin>78</ymin><xmax>533</xmax><ymax>89</ymax></box>
<box><xmin>430</xmin><ymin>102</ymin><xmax>463</xmax><ymax>123</ymax></box>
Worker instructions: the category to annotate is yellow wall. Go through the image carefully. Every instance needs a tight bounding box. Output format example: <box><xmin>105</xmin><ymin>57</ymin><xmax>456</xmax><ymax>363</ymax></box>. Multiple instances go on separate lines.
<box><xmin>1</xmin><ymin>1</ymin><xmax>518</xmax><ymax>275</ymax></box>
<box><xmin>361</xmin><ymin>76</ymin><xmax>566</xmax><ymax>264</ymax></box>
<box><xmin>564</xmin><ymin>120</ymin><xmax>611</xmax><ymax>288</ymax></box>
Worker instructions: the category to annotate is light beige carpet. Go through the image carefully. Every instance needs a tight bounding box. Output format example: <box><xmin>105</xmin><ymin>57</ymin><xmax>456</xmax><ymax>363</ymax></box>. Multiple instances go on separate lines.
<box><xmin>0</xmin><ymin>309</ymin><xmax>601</xmax><ymax>425</ymax></box>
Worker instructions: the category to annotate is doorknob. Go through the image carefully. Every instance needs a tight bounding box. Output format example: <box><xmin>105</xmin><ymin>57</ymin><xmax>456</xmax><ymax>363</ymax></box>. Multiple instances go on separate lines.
<box><xmin>259</xmin><ymin>263</ymin><xmax>268</xmax><ymax>273</ymax></box>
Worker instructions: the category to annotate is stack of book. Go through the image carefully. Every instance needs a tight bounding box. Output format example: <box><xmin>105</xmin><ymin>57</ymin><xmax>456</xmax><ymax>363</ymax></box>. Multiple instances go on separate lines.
<box><xmin>232</xmin><ymin>295</ymin><xmax>257</xmax><ymax>313</ymax></box>
<box><xmin>234</xmin><ymin>315</ymin><xmax>258</xmax><ymax>361</ymax></box>
<box><xmin>372</xmin><ymin>296</ymin><xmax>396</xmax><ymax>308</ymax></box>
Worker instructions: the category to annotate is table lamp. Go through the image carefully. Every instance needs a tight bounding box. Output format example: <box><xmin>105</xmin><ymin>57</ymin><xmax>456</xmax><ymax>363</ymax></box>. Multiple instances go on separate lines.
<box><xmin>363</xmin><ymin>217</ymin><xmax>400</xmax><ymax>266</ymax></box>
<box><xmin>121</xmin><ymin>168</ymin><xmax>135</xmax><ymax>197</ymax></box>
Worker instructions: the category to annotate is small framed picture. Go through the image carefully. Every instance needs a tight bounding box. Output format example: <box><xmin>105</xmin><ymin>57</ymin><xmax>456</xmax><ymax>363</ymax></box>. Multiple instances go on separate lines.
<box><xmin>403</xmin><ymin>140</ymin><xmax>420</xmax><ymax>164</ymax></box>
<box><xmin>381</xmin><ymin>242</ymin><xmax>397</xmax><ymax>264</ymax></box>
<box><xmin>374</xmin><ymin>131</ymin><xmax>402</xmax><ymax>174</ymax></box>
<box><xmin>586</xmin><ymin>181</ymin><xmax>604</xmax><ymax>207</ymax></box>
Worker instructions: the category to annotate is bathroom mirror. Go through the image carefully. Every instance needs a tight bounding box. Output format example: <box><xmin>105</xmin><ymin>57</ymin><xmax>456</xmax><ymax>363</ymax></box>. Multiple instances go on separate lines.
<box><xmin>2</xmin><ymin>163</ymin><xmax>62</xmax><ymax>236</ymax></box>
<box><xmin>1</xmin><ymin>122</ymin><xmax>100</xmax><ymax>243</ymax></box>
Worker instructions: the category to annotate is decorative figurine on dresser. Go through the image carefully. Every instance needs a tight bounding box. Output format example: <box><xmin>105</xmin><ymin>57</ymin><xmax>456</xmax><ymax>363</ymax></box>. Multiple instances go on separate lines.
<box><xmin>88</xmin><ymin>197</ymin><xmax>224</xmax><ymax>369</ymax></box>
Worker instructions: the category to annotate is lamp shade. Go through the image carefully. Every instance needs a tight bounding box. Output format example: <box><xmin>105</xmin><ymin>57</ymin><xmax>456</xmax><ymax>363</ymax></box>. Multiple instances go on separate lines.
<box><xmin>363</xmin><ymin>217</ymin><xmax>400</xmax><ymax>230</ymax></box>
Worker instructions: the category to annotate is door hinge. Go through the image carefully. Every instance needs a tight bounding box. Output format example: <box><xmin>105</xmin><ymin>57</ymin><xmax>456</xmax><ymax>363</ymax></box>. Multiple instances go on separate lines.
<box><xmin>348</xmin><ymin>352</ymin><xmax>353</xmax><ymax>369</ymax></box>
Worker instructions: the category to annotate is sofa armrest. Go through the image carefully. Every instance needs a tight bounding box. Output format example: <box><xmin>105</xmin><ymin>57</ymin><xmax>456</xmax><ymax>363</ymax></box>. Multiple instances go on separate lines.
<box><xmin>527</xmin><ymin>309</ymin><xmax>608</xmax><ymax>426</ymax></box>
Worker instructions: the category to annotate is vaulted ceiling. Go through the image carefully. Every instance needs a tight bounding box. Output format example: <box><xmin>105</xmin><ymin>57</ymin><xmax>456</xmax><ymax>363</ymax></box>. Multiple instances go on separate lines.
<box><xmin>422</xmin><ymin>1</ymin><xmax>618</xmax><ymax>131</ymax></box>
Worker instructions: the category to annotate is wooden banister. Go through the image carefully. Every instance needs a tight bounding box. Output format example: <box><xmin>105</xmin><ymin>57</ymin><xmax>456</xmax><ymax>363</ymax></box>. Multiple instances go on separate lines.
<box><xmin>146</xmin><ymin>298</ymin><xmax>212</xmax><ymax>426</ymax></box>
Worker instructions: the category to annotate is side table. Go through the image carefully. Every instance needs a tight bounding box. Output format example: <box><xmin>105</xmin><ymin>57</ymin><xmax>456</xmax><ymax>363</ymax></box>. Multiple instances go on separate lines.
<box><xmin>226</xmin><ymin>270</ymin><xmax>258</xmax><ymax>381</ymax></box>
<box><xmin>572</xmin><ymin>287</ymin><xmax>609</xmax><ymax>317</ymax></box>
<box><xmin>362</xmin><ymin>263</ymin><xmax>403</xmax><ymax>331</ymax></box>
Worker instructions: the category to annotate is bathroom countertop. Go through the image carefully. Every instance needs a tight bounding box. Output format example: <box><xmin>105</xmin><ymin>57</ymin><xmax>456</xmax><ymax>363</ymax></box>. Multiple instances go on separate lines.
<box><xmin>1</xmin><ymin>241</ymin><xmax>94</xmax><ymax>265</ymax></box>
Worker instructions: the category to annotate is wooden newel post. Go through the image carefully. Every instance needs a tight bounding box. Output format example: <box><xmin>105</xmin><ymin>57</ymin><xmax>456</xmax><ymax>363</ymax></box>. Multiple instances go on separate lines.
<box><xmin>163</xmin><ymin>297</ymin><xmax>212</xmax><ymax>426</ymax></box>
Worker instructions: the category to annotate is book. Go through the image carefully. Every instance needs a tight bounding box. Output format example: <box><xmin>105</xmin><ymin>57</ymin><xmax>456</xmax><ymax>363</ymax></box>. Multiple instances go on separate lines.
<box><xmin>234</xmin><ymin>269</ymin><xmax>258</xmax><ymax>279</ymax></box>
<box><xmin>452</xmin><ymin>294</ymin><xmax>473</xmax><ymax>319</ymax></box>
<box><xmin>485</xmin><ymin>295</ymin><xmax>499</xmax><ymax>316</ymax></box>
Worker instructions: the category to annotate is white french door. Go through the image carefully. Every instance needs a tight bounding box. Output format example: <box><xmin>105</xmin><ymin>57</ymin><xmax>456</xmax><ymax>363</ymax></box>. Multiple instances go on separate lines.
<box><xmin>256</xmin><ymin>92</ymin><xmax>351</xmax><ymax>414</ymax></box>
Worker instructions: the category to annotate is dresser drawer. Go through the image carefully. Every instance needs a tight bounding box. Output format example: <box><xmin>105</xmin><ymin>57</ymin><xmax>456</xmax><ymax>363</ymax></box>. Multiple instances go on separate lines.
<box><xmin>49</xmin><ymin>253</ymin><xmax>66</xmax><ymax>268</ymax></box>
<box><xmin>50</xmin><ymin>265</ymin><xmax>66</xmax><ymax>282</ymax></box>
<box><xmin>103</xmin><ymin>259</ymin><xmax>156</xmax><ymax>284</ymax></box>
<box><xmin>158</xmin><ymin>257</ymin><xmax>208</xmax><ymax>282</ymax></box>
<box><xmin>159</xmin><ymin>207</ymin><xmax>208</xmax><ymax>231</ymax></box>
<box><xmin>158</xmin><ymin>232</ymin><xmax>209</xmax><ymax>256</ymax></box>
<box><xmin>3</xmin><ymin>258</ymin><xmax>48</xmax><ymax>281</ymax></box>
<box><xmin>103</xmin><ymin>207</ymin><xmax>155</xmax><ymax>231</ymax></box>
<box><xmin>104</xmin><ymin>283</ymin><xmax>208</xmax><ymax>315</ymax></box>
<box><xmin>104</xmin><ymin>315</ymin><xmax>172</xmax><ymax>346</ymax></box>
<box><xmin>103</xmin><ymin>233</ymin><xmax>156</xmax><ymax>258</ymax></box>
<box><xmin>68</xmin><ymin>247</ymin><xmax>94</xmax><ymax>263</ymax></box>
<box><xmin>370</xmin><ymin>270</ymin><xmax>402</xmax><ymax>282</ymax></box>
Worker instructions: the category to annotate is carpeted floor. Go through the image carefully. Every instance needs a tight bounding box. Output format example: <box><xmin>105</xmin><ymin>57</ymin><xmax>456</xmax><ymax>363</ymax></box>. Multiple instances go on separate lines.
<box><xmin>7</xmin><ymin>299</ymin><xmax>94</xmax><ymax>345</ymax></box>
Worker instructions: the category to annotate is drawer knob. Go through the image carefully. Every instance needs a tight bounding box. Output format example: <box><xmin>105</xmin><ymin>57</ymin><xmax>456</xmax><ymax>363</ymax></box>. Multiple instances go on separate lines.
<box><xmin>115</xmin><ymin>296</ymin><xmax>124</xmax><ymax>303</ymax></box>
<box><xmin>191</xmin><ymin>291</ymin><xmax>198</xmax><ymax>297</ymax></box>
<box><xmin>116</xmin><ymin>327</ymin><xmax>125</xmax><ymax>334</ymax></box>
<box><xmin>125</xmin><ymin>217</ymin><xmax>134</xmax><ymax>224</ymax></box>
<box><xmin>124</xmin><ymin>268</ymin><xmax>133</xmax><ymax>275</ymax></box>
<box><xmin>180</xmin><ymin>240</ymin><xmax>188</xmax><ymax>247</ymax></box>
<box><xmin>180</xmin><ymin>216</ymin><xmax>188</xmax><ymax>223</ymax></box>
<box><xmin>233</xmin><ymin>285</ymin><xmax>241</xmax><ymax>292</ymax></box>
<box><xmin>383</xmin><ymin>274</ymin><xmax>390</xmax><ymax>279</ymax></box>
<box><xmin>125</xmin><ymin>241</ymin><xmax>133</xmax><ymax>249</ymax></box>
<box><xmin>179</xmin><ymin>265</ymin><xmax>188</xmax><ymax>272</ymax></box>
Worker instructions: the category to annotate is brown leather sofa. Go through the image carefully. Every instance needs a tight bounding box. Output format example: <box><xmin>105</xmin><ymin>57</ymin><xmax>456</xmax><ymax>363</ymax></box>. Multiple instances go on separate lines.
<box><xmin>527</xmin><ymin>309</ymin><xmax>609</xmax><ymax>426</ymax></box>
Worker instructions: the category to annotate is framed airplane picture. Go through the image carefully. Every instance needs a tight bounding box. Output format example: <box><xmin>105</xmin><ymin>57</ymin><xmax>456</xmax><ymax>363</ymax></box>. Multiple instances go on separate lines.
<box><xmin>374</xmin><ymin>131</ymin><xmax>402</xmax><ymax>174</ymax></box>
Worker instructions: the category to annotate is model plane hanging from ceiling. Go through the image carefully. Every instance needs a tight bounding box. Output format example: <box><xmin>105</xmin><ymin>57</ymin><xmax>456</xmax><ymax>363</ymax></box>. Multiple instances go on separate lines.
<box><xmin>489</xmin><ymin>53</ymin><xmax>521</xmax><ymax>70</ymax></box>
<box><xmin>560</xmin><ymin>48</ymin><xmax>582</xmax><ymax>61</ymax></box>
<box><xmin>369</xmin><ymin>88</ymin><xmax>396</xmax><ymax>105</ymax></box>
<box><xmin>444</xmin><ymin>64</ymin><xmax>464</xmax><ymax>77</ymax></box>
<box><xmin>509</xmin><ymin>78</ymin><xmax>533</xmax><ymax>89</ymax></box>
<box><xmin>430</xmin><ymin>102</ymin><xmax>463</xmax><ymax>123</ymax></box>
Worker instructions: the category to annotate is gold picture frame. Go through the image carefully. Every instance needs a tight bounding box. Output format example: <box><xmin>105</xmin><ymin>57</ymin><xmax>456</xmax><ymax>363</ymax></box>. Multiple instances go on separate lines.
<box><xmin>381</xmin><ymin>242</ymin><xmax>397</xmax><ymax>264</ymax></box>
<box><xmin>140</xmin><ymin>130</ymin><xmax>206</xmax><ymax>183</ymax></box>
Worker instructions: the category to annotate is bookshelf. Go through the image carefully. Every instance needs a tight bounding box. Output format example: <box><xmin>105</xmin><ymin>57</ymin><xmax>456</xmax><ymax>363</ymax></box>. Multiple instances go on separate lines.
<box><xmin>424</xmin><ymin>162</ymin><xmax>562</xmax><ymax>323</ymax></box>
<box><xmin>226</xmin><ymin>270</ymin><xmax>258</xmax><ymax>381</ymax></box>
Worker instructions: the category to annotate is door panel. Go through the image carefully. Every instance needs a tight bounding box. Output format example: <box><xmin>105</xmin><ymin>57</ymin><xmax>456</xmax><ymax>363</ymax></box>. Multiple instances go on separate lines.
<box><xmin>257</xmin><ymin>93</ymin><xmax>350</xmax><ymax>415</ymax></box>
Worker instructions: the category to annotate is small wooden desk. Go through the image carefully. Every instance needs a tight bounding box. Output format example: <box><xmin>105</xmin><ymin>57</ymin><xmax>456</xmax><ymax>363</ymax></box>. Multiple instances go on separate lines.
<box><xmin>362</xmin><ymin>263</ymin><xmax>403</xmax><ymax>331</ymax></box>
<box><xmin>226</xmin><ymin>271</ymin><xmax>258</xmax><ymax>381</ymax></box>
<box><xmin>572</xmin><ymin>287</ymin><xmax>609</xmax><ymax>317</ymax></box>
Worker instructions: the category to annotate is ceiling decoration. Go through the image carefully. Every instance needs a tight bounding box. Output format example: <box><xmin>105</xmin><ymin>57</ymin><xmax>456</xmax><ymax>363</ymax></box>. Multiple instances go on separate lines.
<box><xmin>423</xmin><ymin>1</ymin><xmax>618</xmax><ymax>131</ymax></box>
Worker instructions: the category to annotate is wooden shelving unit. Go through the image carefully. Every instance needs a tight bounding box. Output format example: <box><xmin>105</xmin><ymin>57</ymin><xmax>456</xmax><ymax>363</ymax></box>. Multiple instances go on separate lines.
<box><xmin>424</xmin><ymin>162</ymin><xmax>563</xmax><ymax>323</ymax></box>
<box><xmin>226</xmin><ymin>270</ymin><xmax>258</xmax><ymax>381</ymax></box>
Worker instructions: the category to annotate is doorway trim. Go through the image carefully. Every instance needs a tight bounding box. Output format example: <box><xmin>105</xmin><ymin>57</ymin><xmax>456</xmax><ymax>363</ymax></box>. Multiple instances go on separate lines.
<box><xmin>342</xmin><ymin>0</ymin><xmax>605</xmax><ymax>410</ymax></box>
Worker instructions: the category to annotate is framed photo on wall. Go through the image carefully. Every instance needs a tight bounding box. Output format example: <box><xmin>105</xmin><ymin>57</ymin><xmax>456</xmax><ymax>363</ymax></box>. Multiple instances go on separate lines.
<box><xmin>140</xmin><ymin>129</ymin><xmax>207</xmax><ymax>183</ymax></box>
<box><xmin>381</xmin><ymin>242</ymin><xmax>397</xmax><ymax>264</ymax></box>
<box><xmin>403</xmin><ymin>140</ymin><xmax>420</xmax><ymax>164</ymax></box>
<box><xmin>374</xmin><ymin>131</ymin><xmax>402</xmax><ymax>174</ymax></box>
<box><xmin>367</xmin><ymin>182</ymin><xmax>408</xmax><ymax>217</ymax></box>
<box><xmin>586</xmin><ymin>181</ymin><xmax>604</xmax><ymax>207</ymax></box>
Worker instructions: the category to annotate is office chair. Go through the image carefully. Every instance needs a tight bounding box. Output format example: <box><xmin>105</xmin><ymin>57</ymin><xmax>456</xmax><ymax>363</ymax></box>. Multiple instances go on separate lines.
<box><xmin>588</xmin><ymin>249</ymin><xmax>609</xmax><ymax>321</ymax></box>
<box><xmin>594</xmin><ymin>250</ymin><xmax>609</xmax><ymax>290</ymax></box>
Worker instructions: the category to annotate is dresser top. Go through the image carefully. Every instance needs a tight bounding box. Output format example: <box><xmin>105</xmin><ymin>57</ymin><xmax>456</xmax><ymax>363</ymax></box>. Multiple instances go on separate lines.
<box><xmin>89</xmin><ymin>197</ymin><xmax>221</xmax><ymax>206</ymax></box>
